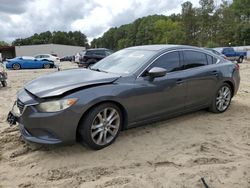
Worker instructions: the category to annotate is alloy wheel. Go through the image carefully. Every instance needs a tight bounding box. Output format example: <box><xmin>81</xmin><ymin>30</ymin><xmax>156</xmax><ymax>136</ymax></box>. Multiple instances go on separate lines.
<box><xmin>13</xmin><ymin>63</ymin><xmax>20</xmax><ymax>70</ymax></box>
<box><xmin>91</xmin><ymin>107</ymin><xmax>120</xmax><ymax>146</ymax></box>
<box><xmin>216</xmin><ymin>86</ymin><xmax>231</xmax><ymax>112</ymax></box>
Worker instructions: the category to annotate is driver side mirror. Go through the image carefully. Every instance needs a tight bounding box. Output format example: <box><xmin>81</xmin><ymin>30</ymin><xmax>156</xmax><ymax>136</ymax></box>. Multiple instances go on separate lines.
<box><xmin>148</xmin><ymin>67</ymin><xmax>167</xmax><ymax>78</ymax></box>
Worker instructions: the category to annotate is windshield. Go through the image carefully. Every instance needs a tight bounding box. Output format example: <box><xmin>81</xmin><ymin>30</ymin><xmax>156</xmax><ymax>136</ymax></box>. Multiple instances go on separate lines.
<box><xmin>91</xmin><ymin>49</ymin><xmax>155</xmax><ymax>74</ymax></box>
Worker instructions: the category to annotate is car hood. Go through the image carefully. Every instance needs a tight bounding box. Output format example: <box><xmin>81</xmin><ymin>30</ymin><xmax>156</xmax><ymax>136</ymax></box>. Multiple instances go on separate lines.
<box><xmin>24</xmin><ymin>69</ymin><xmax>120</xmax><ymax>98</ymax></box>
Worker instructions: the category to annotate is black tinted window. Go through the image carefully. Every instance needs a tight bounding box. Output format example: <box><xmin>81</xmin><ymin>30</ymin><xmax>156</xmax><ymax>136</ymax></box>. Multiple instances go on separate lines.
<box><xmin>86</xmin><ymin>51</ymin><xmax>93</xmax><ymax>55</ymax></box>
<box><xmin>213</xmin><ymin>57</ymin><xmax>218</xmax><ymax>64</ymax></box>
<box><xmin>206</xmin><ymin>54</ymin><xmax>218</xmax><ymax>65</ymax></box>
<box><xmin>95</xmin><ymin>51</ymin><xmax>105</xmax><ymax>55</ymax></box>
<box><xmin>149</xmin><ymin>52</ymin><xmax>181</xmax><ymax>72</ymax></box>
<box><xmin>86</xmin><ymin>50</ymin><xmax>107</xmax><ymax>56</ymax></box>
<box><xmin>183</xmin><ymin>51</ymin><xmax>207</xmax><ymax>69</ymax></box>
<box><xmin>206</xmin><ymin>55</ymin><xmax>213</xmax><ymax>65</ymax></box>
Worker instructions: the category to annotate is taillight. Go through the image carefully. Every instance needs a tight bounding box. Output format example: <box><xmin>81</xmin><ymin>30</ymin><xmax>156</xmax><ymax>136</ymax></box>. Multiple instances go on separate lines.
<box><xmin>235</xmin><ymin>63</ymin><xmax>240</xmax><ymax>71</ymax></box>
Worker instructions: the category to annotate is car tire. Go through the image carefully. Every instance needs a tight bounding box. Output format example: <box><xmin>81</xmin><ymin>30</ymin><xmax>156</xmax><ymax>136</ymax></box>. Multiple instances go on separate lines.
<box><xmin>78</xmin><ymin>103</ymin><xmax>122</xmax><ymax>150</ymax></box>
<box><xmin>1</xmin><ymin>80</ymin><xmax>7</xmax><ymax>87</ymax></box>
<box><xmin>12</xmin><ymin>63</ymin><xmax>21</xmax><ymax>70</ymax></box>
<box><xmin>209</xmin><ymin>83</ymin><xmax>232</xmax><ymax>113</ymax></box>
<box><xmin>238</xmin><ymin>57</ymin><xmax>243</xmax><ymax>63</ymax></box>
<box><xmin>43</xmin><ymin>64</ymin><xmax>51</xmax><ymax>69</ymax></box>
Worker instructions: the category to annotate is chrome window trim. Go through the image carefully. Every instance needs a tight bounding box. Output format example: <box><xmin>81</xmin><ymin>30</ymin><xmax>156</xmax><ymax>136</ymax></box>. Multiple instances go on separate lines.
<box><xmin>137</xmin><ymin>48</ymin><xmax>221</xmax><ymax>78</ymax></box>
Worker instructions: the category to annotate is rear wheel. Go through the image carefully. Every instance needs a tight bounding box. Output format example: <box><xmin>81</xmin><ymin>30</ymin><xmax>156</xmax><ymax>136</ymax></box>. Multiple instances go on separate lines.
<box><xmin>78</xmin><ymin>103</ymin><xmax>122</xmax><ymax>150</ymax></box>
<box><xmin>43</xmin><ymin>63</ymin><xmax>51</xmax><ymax>69</ymax></box>
<box><xmin>238</xmin><ymin>57</ymin><xmax>243</xmax><ymax>63</ymax></box>
<box><xmin>12</xmin><ymin>63</ymin><xmax>20</xmax><ymax>70</ymax></box>
<box><xmin>1</xmin><ymin>80</ymin><xmax>7</xmax><ymax>87</ymax></box>
<box><xmin>209</xmin><ymin>83</ymin><xmax>232</xmax><ymax>113</ymax></box>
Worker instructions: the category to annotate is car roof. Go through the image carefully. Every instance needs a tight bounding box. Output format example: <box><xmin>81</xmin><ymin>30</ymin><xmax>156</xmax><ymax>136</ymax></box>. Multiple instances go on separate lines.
<box><xmin>125</xmin><ymin>45</ymin><xmax>201</xmax><ymax>52</ymax></box>
<box><xmin>87</xmin><ymin>48</ymin><xmax>110</xmax><ymax>51</ymax></box>
<box><xmin>22</xmin><ymin>56</ymin><xmax>35</xmax><ymax>59</ymax></box>
<box><xmin>35</xmin><ymin>54</ymin><xmax>51</xmax><ymax>56</ymax></box>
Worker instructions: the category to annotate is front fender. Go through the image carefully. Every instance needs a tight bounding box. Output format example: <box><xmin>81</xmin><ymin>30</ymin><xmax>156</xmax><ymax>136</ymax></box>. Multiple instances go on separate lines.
<box><xmin>64</xmin><ymin>83</ymin><xmax>136</xmax><ymax>135</ymax></box>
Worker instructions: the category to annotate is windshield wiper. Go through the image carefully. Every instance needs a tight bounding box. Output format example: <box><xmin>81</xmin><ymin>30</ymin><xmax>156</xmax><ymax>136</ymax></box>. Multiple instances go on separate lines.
<box><xmin>89</xmin><ymin>67</ymin><xmax>108</xmax><ymax>73</ymax></box>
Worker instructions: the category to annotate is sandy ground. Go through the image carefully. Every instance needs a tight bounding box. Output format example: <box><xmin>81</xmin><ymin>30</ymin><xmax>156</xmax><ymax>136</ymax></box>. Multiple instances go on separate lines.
<box><xmin>0</xmin><ymin>61</ymin><xmax>250</xmax><ymax>188</ymax></box>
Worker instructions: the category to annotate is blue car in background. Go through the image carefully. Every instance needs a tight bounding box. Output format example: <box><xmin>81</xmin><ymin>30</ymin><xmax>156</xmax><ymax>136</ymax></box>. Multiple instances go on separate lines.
<box><xmin>220</xmin><ymin>47</ymin><xmax>247</xmax><ymax>63</ymax></box>
<box><xmin>6</xmin><ymin>56</ymin><xmax>55</xmax><ymax>70</ymax></box>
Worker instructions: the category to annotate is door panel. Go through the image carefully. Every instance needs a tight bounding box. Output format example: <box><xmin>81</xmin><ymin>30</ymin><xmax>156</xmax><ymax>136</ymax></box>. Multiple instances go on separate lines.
<box><xmin>131</xmin><ymin>51</ymin><xmax>187</xmax><ymax>122</ymax></box>
<box><xmin>132</xmin><ymin>72</ymin><xmax>187</xmax><ymax>122</ymax></box>
<box><xmin>182</xmin><ymin>50</ymin><xmax>219</xmax><ymax>108</ymax></box>
<box><xmin>182</xmin><ymin>66</ymin><xmax>218</xmax><ymax>108</ymax></box>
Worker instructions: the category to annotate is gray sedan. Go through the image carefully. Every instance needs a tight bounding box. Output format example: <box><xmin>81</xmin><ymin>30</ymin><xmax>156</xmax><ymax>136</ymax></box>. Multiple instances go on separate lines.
<box><xmin>7</xmin><ymin>45</ymin><xmax>240</xmax><ymax>150</ymax></box>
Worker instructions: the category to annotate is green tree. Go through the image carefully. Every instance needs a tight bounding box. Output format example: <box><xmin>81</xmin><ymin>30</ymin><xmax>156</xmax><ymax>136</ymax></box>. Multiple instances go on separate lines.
<box><xmin>12</xmin><ymin>31</ymin><xmax>88</xmax><ymax>47</ymax></box>
<box><xmin>231</xmin><ymin>0</ymin><xmax>250</xmax><ymax>21</ymax></box>
<box><xmin>181</xmin><ymin>1</ymin><xmax>199</xmax><ymax>45</ymax></box>
<box><xmin>0</xmin><ymin>41</ymin><xmax>9</xmax><ymax>46</ymax></box>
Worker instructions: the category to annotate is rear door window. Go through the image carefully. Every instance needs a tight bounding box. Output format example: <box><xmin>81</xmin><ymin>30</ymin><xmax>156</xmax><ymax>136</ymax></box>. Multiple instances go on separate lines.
<box><xmin>183</xmin><ymin>51</ymin><xmax>207</xmax><ymax>69</ymax></box>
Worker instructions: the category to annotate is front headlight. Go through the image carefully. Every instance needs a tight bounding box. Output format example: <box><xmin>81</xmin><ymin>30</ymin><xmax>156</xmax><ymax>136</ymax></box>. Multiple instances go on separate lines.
<box><xmin>36</xmin><ymin>98</ymin><xmax>78</xmax><ymax>112</ymax></box>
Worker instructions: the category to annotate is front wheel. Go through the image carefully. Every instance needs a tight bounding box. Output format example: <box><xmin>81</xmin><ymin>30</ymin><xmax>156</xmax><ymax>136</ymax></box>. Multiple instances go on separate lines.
<box><xmin>78</xmin><ymin>103</ymin><xmax>122</xmax><ymax>150</ymax></box>
<box><xmin>209</xmin><ymin>83</ymin><xmax>232</xmax><ymax>113</ymax></box>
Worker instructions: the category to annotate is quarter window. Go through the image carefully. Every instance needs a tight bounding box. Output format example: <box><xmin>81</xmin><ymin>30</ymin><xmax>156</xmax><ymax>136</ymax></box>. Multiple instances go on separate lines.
<box><xmin>148</xmin><ymin>51</ymin><xmax>181</xmax><ymax>73</ymax></box>
<box><xmin>206</xmin><ymin>54</ymin><xmax>218</xmax><ymax>65</ymax></box>
<box><xmin>183</xmin><ymin>51</ymin><xmax>207</xmax><ymax>69</ymax></box>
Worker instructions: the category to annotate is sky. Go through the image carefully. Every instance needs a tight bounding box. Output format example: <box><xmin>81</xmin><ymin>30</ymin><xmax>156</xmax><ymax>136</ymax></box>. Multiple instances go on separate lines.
<box><xmin>0</xmin><ymin>0</ymin><xmax>207</xmax><ymax>43</ymax></box>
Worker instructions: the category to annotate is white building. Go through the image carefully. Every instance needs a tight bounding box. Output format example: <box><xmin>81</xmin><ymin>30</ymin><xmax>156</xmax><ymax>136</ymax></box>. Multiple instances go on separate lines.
<box><xmin>15</xmin><ymin>44</ymin><xmax>86</xmax><ymax>57</ymax></box>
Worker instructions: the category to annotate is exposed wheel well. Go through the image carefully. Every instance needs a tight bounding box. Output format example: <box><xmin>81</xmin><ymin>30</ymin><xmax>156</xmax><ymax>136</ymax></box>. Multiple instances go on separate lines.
<box><xmin>76</xmin><ymin>100</ymin><xmax>128</xmax><ymax>141</ymax></box>
<box><xmin>223</xmin><ymin>81</ymin><xmax>234</xmax><ymax>96</ymax></box>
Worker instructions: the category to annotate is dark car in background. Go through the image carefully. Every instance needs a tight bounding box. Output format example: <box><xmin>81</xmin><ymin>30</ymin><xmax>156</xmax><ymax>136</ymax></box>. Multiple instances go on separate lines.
<box><xmin>78</xmin><ymin>48</ymin><xmax>113</xmax><ymax>68</ymax></box>
<box><xmin>7</xmin><ymin>45</ymin><xmax>240</xmax><ymax>150</ymax></box>
<box><xmin>60</xmin><ymin>56</ymin><xmax>74</xmax><ymax>62</ymax></box>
